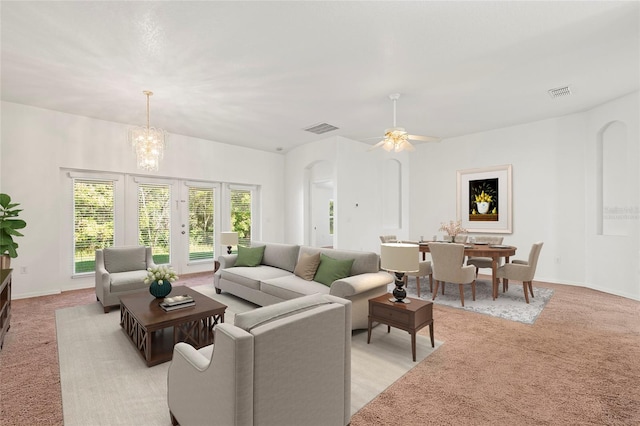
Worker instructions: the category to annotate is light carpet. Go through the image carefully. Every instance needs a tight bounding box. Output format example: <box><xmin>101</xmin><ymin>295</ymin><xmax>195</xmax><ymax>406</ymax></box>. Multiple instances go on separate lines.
<box><xmin>56</xmin><ymin>285</ymin><xmax>442</xmax><ymax>426</ymax></box>
<box><xmin>397</xmin><ymin>277</ymin><xmax>553</xmax><ymax>324</ymax></box>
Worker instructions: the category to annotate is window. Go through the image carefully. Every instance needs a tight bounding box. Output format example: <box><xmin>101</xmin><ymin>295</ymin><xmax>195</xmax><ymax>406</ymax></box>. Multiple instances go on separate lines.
<box><xmin>231</xmin><ymin>188</ymin><xmax>252</xmax><ymax>246</ymax></box>
<box><xmin>138</xmin><ymin>184</ymin><xmax>171</xmax><ymax>264</ymax></box>
<box><xmin>188</xmin><ymin>186</ymin><xmax>215</xmax><ymax>261</ymax></box>
<box><xmin>73</xmin><ymin>179</ymin><xmax>114</xmax><ymax>273</ymax></box>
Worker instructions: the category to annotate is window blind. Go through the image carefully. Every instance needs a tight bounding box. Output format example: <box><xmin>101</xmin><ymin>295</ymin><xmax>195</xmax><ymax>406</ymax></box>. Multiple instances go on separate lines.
<box><xmin>73</xmin><ymin>179</ymin><xmax>114</xmax><ymax>273</ymax></box>
<box><xmin>138</xmin><ymin>184</ymin><xmax>171</xmax><ymax>264</ymax></box>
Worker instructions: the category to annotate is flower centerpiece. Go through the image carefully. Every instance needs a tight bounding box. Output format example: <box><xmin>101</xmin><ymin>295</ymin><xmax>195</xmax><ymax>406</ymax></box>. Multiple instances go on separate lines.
<box><xmin>439</xmin><ymin>220</ymin><xmax>467</xmax><ymax>242</ymax></box>
<box><xmin>145</xmin><ymin>265</ymin><xmax>179</xmax><ymax>298</ymax></box>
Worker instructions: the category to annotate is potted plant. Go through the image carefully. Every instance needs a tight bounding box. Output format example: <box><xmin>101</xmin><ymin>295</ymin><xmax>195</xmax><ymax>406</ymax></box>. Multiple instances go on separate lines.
<box><xmin>0</xmin><ymin>193</ymin><xmax>27</xmax><ymax>269</ymax></box>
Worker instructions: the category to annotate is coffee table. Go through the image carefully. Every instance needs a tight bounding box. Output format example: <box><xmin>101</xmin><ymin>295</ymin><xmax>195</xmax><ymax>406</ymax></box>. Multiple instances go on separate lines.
<box><xmin>367</xmin><ymin>293</ymin><xmax>434</xmax><ymax>362</ymax></box>
<box><xmin>119</xmin><ymin>286</ymin><xmax>226</xmax><ymax>367</ymax></box>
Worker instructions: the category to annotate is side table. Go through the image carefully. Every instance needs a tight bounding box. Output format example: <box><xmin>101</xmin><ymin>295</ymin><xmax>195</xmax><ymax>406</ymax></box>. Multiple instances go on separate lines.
<box><xmin>367</xmin><ymin>293</ymin><xmax>434</xmax><ymax>362</ymax></box>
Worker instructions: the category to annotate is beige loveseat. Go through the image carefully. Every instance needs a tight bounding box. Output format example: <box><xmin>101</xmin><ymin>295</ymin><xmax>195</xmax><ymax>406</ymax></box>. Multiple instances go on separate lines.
<box><xmin>214</xmin><ymin>242</ymin><xmax>392</xmax><ymax>330</ymax></box>
<box><xmin>95</xmin><ymin>246</ymin><xmax>155</xmax><ymax>313</ymax></box>
<box><xmin>168</xmin><ymin>293</ymin><xmax>351</xmax><ymax>426</ymax></box>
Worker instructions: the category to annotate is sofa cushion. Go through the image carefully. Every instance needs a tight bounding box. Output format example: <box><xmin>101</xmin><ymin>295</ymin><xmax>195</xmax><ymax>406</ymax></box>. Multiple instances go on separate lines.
<box><xmin>257</xmin><ymin>242</ymin><xmax>300</xmax><ymax>272</ymax></box>
<box><xmin>221</xmin><ymin>266</ymin><xmax>291</xmax><ymax>291</ymax></box>
<box><xmin>109</xmin><ymin>270</ymin><xmax>148</xmax><ymax>292</ymax></box>
<box><xmin>293</xmin><ymin>252</ymin><xmax>321</xmax><ymax>280</ymax></box>
<box><xmin>104</xmin><ymin>246</ymin><xmax>147</xmax><ymax>273</ymax></box>
<box><xmin>260</xmin><ymin>275</ymin><xmax>330</xmax><ymax>300</ymax></box>
<box><xmin>299</xmin><ymin>246</ymin><xmax>379</xmax><ymax>276</ymax></box>
<box><xmin>314</xmin><ymin>254</ymin><xmax>355</xmax><ymax>287</ymax></box>
<box><xmin>235</xmin><ymin>245</ymin><xmax>266</xmax><ymax>267</ymax></box>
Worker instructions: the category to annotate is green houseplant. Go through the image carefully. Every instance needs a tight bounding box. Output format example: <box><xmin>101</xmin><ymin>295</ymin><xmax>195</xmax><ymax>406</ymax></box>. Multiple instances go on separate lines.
<box><xmin>0</xmin><ymin>193</ymin><xmax>27</xmax><ymax>268</ymax></box>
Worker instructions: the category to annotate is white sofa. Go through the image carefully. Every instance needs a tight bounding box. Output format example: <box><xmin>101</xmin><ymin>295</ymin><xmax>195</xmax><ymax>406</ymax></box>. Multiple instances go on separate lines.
<box><xmin>167</xmin><ymin>293</ymin><xmax>351</xmax><ymax>426</ymax></box>
<box><xmin>214</xmin><ymin>242</ymin><xmax>392</xmax><ymax>330</ymax></box>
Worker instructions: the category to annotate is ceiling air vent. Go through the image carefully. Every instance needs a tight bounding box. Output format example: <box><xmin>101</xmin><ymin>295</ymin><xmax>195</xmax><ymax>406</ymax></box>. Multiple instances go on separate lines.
<box><xmin>548</xmin><ymin>86</ymin><xmax>571</xmax><ymax>99</ymax></box>
<box><xmin>303</xmin><ymin>122</ymin><xmax>339</xmax><ymax>135</ymax></box>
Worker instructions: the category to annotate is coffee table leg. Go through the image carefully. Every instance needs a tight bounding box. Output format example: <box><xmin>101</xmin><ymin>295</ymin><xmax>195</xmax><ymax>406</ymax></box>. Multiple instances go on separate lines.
<box><xmin>367</xmin><ymin>319</ymin><xmax>372</xmax><ymax>344</ymax></box>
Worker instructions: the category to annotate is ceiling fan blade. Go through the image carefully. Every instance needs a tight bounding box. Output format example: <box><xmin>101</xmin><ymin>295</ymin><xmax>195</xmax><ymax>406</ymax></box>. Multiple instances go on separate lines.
<box><xmin>367</xmin><ymin>139</ymin><xmax>385</xmax><ymax>151</ymax></box>
<box><xmin>408</xmin><ymin>134</ymin><xmax>441</xmax><ymax>143</ymax></box>
<box><xmin>404</xmin><ymin>141</ymin><xmax>416</xmax><ymax>151</ymax></box>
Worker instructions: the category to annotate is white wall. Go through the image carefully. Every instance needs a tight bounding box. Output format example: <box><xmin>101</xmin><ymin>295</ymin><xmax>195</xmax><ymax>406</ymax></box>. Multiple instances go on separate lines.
<box><xmin>585</xmin><ymin>92</ymin><xmax>640</xmax><ymax>299</ymax></box>
<box><xmin>1</xmin><ymin>101</ymin><xmax>285</xmax><ymax>299</ymax></box>
<box><xmin>410</xmin><ymin>91</ymin><xmax>639</xmax><ymax>300</ymax></box>
<box><xmin>285</xmin><ymin>136</ymin><xmax>411</xmax><ymax>253</ymax></box>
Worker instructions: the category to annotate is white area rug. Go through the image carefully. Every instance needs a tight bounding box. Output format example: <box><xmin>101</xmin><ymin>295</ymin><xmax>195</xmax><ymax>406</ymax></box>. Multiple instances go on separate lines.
<box><xmin>396</xmin><ymin>277</ymin><xmax>554</xmax><ymax>324</ymax></box>
<box><xmin>56</xmin><ymin>286</ymin><xmax>442</xmax><ymax>426</ymax></box>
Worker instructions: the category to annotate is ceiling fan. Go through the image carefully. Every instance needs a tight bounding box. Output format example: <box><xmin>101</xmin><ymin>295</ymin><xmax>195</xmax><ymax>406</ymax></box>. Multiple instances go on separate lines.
<box><xmin>369</xmin><ymin>93</ymin><xmax>440</xmax><ymax>152</ymax></box>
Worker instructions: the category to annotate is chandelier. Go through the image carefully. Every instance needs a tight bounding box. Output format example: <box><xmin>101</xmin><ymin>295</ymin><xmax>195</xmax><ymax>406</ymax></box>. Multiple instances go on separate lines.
<box><xmin>381</xmin><ymin>128</ymin><xmax>413</xmax><ymax>152</ymax></box>
<box><xmin>129</xmin><ymin>90</ymin><xmax>166</xmax><ymax>171</ymax></box>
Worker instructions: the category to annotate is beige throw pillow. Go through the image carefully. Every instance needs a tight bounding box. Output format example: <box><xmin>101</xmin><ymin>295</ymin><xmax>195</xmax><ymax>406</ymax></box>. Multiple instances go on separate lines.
<box><xmin>294</xmin><ymin>252</ymin><xmax>322</xmax><ymax>281</ymax></box>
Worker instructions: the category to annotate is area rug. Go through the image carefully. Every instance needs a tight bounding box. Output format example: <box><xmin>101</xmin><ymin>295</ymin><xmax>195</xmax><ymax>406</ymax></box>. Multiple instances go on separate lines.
<box><xmin>56</xmin><ymin>286</ymin><xmax>442</xmax><ymax>426</ymax></box>
<box><xmin>396</xmin><ymin>277</ymin><xmax>553</xmax><ymax>324</ymax></box>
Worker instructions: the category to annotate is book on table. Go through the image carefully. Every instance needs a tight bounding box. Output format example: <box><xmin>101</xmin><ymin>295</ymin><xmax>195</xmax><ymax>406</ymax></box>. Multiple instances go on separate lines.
<box><xmin>162</xmin><ymin>294</ymin><xmax>194</xmax><ymax>306</ymax></box>
<box><xmin>160</xmin><ymin>300</ymin><xmax>195</xmax><ymax>312</ymax></box>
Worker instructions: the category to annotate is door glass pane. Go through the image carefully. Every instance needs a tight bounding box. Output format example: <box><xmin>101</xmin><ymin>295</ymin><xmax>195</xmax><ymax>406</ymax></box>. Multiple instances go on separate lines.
<box><xmin>138</xmin><ymin>184</ymin><xmax>171</xmax><ymax>264</ymax></box>
<box><xmin>231</xmin><ymin>189</ymin><xmax>252</xmax><ymax>246</ymax></box>
<box><xmin>188</xmin><ymin>187</ymin><xmax>215</xmax><ymax>261</ymax></box>
<box><xmin>73</xmin><ymin>180</ymin><xmax>114</xmax><ymax>273</ymax></box>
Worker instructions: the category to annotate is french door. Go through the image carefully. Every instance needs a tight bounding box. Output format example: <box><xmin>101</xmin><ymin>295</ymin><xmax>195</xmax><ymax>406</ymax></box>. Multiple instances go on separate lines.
<box><xmin>129</xmin><ymin>177</ymin><xmax>220</xmax><ymax>276</ymax></box>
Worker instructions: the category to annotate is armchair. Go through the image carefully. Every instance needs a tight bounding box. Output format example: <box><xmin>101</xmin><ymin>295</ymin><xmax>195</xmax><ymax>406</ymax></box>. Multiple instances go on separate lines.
<box><xmin>167</xmin><ymin>293</ymin><xmax>352</xmax><ymax>426</ymax></box>
<box><xmin>95</xmin><ymin>246</ymin><xmax>154</xmax><ymax>313</ymax></box>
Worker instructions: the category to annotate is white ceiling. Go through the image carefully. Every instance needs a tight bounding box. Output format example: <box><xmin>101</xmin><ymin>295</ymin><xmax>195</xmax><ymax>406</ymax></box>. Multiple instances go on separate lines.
<box><xmin>2</xmin><ymin>1</ymin><xmax>639</xmax><ymax>153</ymax></box>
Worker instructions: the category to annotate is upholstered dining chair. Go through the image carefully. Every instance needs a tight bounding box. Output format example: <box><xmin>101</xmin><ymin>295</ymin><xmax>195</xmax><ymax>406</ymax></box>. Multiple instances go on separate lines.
<box><xmin>466</xmin><ymin>235</ymin><xmax>504</xmax><ymax>276</ymax></box>
<box><xmin>379</xmin><ymin>235</ymin><xmax>397</xmax><ymax>243</ymax></box>
<box><xmin>403</xmin><ymin>261</ymin><xmax>433</xmax><ymax>297</ymax></box>
<box><xmin>429</xmin><ymin>243</ymin><xmax>476</xmax><ymax>306</ymax></box>
<box><xmin>496</xmin><ymin>242</ymin><xmax>544</xmax><ymax>303</ymax></box>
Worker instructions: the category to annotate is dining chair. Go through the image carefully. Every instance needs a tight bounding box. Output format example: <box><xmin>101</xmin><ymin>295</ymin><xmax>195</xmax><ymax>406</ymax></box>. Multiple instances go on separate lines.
<box><xmin>466</xmin><ymin>236</ymin><xmax>504</xmax><ymax>277</ymax></box>
<box><xmin>428</xmin><ymin>243</ymin><xmax>476</xmax><ymax>306</ymax></box>
<box><xmin>403</xmin><ymin>260</ymin><xmax>433</xmax><ymax>297</ymax></box>
<box><xmin>496</xmin><ymin>242</ymin><xmax>544</xmax><ymax>303</ymax></box>
<box><xmin>452</xmin><ymin>235</ymin><xmax>468</xmax><ymax>243</ymax></box>
<box><xmin>379</xmin><ymin>235</ymin><xmax>397</xmax><ymax>243</ymax></box>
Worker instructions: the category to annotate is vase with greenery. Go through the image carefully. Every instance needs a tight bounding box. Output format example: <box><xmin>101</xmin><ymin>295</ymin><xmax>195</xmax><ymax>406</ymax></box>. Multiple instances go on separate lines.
<box><xmin>0</xmin><ymin>193</ymin><xmax>27</xmax><ymax>268</ymax></box>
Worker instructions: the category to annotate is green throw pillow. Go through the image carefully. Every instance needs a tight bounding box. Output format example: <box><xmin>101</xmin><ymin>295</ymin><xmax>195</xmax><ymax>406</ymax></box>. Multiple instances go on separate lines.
<box><xmin>235</xmin><ymin>245</ymin><xmax>265</xmax><ymax>267</ymax></box>
<box><xmin>313</xmin><ymin>253</ymin><xmax>354</xmax><ymax>287</ymax></box>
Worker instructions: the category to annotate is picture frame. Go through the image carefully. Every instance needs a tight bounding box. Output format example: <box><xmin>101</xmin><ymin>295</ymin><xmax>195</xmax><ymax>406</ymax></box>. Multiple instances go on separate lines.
<box><xmin>456</xmin><ymin>164</ymin><xmax>512</xmax><ymax>233</ymax></box>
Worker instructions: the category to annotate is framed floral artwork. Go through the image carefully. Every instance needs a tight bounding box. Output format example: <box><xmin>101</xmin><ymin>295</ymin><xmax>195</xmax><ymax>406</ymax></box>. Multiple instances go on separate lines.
<box><xmin>456</xmin><ymin>164</ymin><xmax>512</xmax><ymax>233</ymax></box>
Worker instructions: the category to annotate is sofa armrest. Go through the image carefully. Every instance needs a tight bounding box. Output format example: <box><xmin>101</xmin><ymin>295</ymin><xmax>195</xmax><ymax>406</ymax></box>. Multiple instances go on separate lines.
<box><xmin>330</xmin><ymin>271</ymin><xmax>394</xmax><ymax>298</ymax></box>
<box><xmin>218</xmin><ymin>254</ymin><xmax>238</xmax><ymax>269</ymax></box>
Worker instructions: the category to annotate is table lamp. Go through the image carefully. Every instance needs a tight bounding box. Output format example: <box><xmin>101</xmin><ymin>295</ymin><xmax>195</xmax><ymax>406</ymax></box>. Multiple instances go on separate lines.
<box><xmin>220</xmin><ymin>231</ymin><xmax>238</xmax><ymax>255</ymax></box>
<box><xmin>381</xmin><ymin>243</ymin><xmax>419</xmax><ymax>303</ymax></box>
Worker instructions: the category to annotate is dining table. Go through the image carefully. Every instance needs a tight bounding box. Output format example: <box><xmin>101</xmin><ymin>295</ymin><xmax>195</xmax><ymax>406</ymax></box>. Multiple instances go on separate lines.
<box><xmin>418</xmin><ymin>242</ymin><xmax>517</xmax><ymax>300</ymax></box>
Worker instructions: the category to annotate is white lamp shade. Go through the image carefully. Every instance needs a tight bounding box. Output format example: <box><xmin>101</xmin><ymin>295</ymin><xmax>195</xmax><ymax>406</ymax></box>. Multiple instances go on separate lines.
<box><xmin>380</xmin><ymin>243</ymin><xmax>419</xmax><ymax>273</ymax></box>
<box><xmin>220</xmin><ymin>232</ymin><xmax>239</xmax><ymax>246</ymax></box>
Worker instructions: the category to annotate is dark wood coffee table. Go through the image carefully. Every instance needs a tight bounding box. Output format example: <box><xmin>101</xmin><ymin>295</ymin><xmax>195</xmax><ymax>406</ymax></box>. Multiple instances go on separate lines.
<box><xmin>119</xmin><ymin>286</ymin><xmax>226</xmax><ymax>367</ymax></box>
<box><xmin>367</xmin><ymin>293</ymin><xmax>434</xmax><ymax>362</ymax></box>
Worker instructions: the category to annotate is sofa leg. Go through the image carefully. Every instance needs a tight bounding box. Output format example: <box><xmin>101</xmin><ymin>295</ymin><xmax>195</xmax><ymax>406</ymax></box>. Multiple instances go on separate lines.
<box><xmin>103</xmin><ymin>306</ymin><xmax>110</xmax><ymax>314</ymax></box>
<box><xmin>215</xmin><ymin>288</ymin><xmax>222</xmax><ymax>294</ymax></box>
<box><xmin>170</xmin><ymin>411</ymin><xmax>179</xmax><ymax>426</ymax></box>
